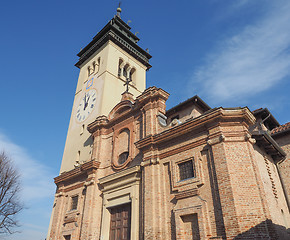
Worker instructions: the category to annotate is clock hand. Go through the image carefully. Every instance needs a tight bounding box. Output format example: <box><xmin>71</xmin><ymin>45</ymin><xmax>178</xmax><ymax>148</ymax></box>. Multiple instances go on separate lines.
<box><xmin>83</xmin><ymin>94</ymin><xmax>87</xmax><ymax>110</ymax></box>
<box><xmin>84</xmin><ymin>93</ymin><xmax>91</xmax><ymax>110</ymax></box>
<box><xmin>85</xmin><ymin>93</ymin><xmax>91</xmax><ymax>110</ymax></box>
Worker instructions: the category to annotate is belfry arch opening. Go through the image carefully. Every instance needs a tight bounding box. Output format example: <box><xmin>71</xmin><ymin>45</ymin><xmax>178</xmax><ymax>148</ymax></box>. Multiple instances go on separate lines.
<box><xmin>123</xmin><ymin>64</ymin><xmax>129</xmax><ymax>79</ymax></box>
<box><xmin>118</xmin><ymin>59</ymin><xmax>124</xmax><ymax>76</ymax></box>
<box><xmin>129</xmin><ymin>68</ymin><xmax>136</xmax><ymax>85</ymax></box>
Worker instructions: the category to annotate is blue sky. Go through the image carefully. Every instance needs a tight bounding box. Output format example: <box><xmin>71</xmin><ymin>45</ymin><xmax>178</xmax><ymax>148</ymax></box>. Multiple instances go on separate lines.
<box><xmin>0</xmin><ymin>0</ymin><xmax>290</xmax><ymax>239</ymax></box>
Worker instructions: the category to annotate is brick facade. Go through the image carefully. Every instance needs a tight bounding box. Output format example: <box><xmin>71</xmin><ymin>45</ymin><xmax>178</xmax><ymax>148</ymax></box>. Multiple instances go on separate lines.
<box><xmin>47</xmin><ymin>10</ymin><xmax>289</xmax><ymax>240</ymax></box>
<box><xmin>47</xmin><ymin>87</ymin><xmax>290</xmax><ymax>240</ymax></box>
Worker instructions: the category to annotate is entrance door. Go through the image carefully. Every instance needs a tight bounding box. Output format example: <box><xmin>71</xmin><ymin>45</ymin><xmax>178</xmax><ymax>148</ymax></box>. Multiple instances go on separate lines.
<box><xmin>110</xmin><ymin>203</ymin><xmax>131</xmax><ymax>240</ymax></box>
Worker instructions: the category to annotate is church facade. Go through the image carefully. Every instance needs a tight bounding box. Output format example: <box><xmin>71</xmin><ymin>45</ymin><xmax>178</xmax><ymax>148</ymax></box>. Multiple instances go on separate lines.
<box><xmin>47</xmin><ymin>9</ymin><xmax>290</xmax><ymax>240</ymax></box>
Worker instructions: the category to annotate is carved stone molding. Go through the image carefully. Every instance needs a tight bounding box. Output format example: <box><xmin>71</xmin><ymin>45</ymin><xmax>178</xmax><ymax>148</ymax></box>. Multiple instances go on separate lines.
<box><xmin>55</xmin><ymin>192</ymin><xmax>64</xmax><ymax>198</ymax></box>
<box><xmin>84</xmin><ymin>179</ymin><xmax>95</xmax><ymax>187</ymax></box>
<box><xmin>207</xmin><ymin>134</ymin><xmax>225</xmax><ymax>146</ymax></box>
<box><xmin>245</xmin><ymin>133</ymin><xmax>256</xmax><ymax>144</ymax></box>
<box><xmin>175</xmin><ymin>188</ymin><xmax>200</xmax><ymax>200</ymax></box>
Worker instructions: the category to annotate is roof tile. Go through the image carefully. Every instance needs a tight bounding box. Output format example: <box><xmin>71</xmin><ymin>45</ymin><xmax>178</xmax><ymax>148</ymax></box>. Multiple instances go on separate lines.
<box><xmin>271</xmin><ymin>122</ymin><xmax>290</xmax><ymax>135</ymax></box>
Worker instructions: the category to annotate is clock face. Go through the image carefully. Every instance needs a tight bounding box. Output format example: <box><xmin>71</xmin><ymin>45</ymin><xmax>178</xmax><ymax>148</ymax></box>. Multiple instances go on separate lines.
<box><xmin>76</xmin><ymin>89</ymin><xmax>97</xmax><ymax>122</ymax></box>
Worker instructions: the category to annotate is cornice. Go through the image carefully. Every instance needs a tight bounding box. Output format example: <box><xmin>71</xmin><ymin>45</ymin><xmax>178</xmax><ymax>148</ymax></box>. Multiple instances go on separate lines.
<box><xmin>87</xmin><ymin>115</ymin><xmax>109</xmax><ymax>133</ymax></box>
<box><xmin>54</xmin><ymin>160</ymin><xmax>100</xmax><ymax>184</ymax></box>
<box><xmin>75</xmin><ymin>23</ymin><xmax>151</xmax><ymax>69</ymax></box>
<box><xmin>135</xmin><ymin>107</ymin><xmax>255</xmax><ymax>149</ymax></box>
<box><xmin>99</xmin><ymin>165</ymin><xmax>141</xmax><ymax>186</ymax></box>
<box><xmin>135</xmin><ymin>86</ymin><xmax>170</xmax><ymax>105</ymax></box>
<box><xmin>252</xmin><ymin>131</ymin><xmax>286</xmax><ymax>162</ymax></box>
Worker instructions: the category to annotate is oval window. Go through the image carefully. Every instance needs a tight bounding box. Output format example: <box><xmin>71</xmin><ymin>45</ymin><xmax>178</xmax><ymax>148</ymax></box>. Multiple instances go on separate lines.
<box><xmin>118</xmin><ymin>151</ymin><xmax>129</xmax><ymax>164</ymax></box>
<box><xmin>117</xmin><ymin>129</ymin><xmax>130</xmax><ymax>166</ymax></box>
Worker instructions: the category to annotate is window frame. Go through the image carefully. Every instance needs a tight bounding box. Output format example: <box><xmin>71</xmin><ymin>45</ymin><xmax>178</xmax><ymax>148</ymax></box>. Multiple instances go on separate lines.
<box><xmin>170</xmin><ymin>154</ymin><xmax>203</xmax><ymax>191</ymax></box>
<box><xmin>112</xmin><ymin>125</ymin><xmax>134</xmax><ymax>170</ymax></box>
<box><xmin>70</xmin><ymin>195</ymin><xmax>79</xmax><ymax>211</ymax></box>
<box><xmin>178</xmin><ymin>159</ymin><xmax>195</xmax><ymax>182</ymax></box>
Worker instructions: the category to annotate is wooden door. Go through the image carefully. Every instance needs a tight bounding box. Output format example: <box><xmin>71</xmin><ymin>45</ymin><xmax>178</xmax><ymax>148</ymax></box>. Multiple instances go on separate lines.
<box><xmin>110</xmin><ymin>203</ymin><xmax>131</xmax><ymax>240</ymax></box>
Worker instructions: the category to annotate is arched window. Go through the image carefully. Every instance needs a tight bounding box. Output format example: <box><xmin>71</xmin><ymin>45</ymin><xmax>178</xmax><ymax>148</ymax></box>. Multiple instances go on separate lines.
<box><xmin>88</xmin><ymin>57</ymin><xmax>100</xmax><ymax>76</ymax></box>
<box><xmin>117</xmin><ymin>128</ymin><xmax>130</xmax><ymax>165</ymax></box>
<box><xmin>129</xmin><ymin>68</ymin><xmax>136</xmax><ymax>84</ymax></box>
<box><xmin>95</xmin><ymin>57</ymin><xmax>100</xmax><ymax>73</ymax></box>
<box><xmin>87</xmin><ymin>66</ymin><xmax>92</xmax><ymax>76</ymax></box>
<box><xmin>123</xmin><ymin>64</ymin><xmax>129</xmax><ymax>78</ymax></box>
<box><xmin>118</xmin><ymin>59</ymin><xmax>123</xmax><ymax>77</ymax></box>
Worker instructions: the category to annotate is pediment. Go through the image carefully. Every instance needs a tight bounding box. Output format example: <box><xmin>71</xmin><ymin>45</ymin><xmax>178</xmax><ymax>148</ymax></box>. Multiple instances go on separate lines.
<box><xmin>108</xmin><ymin>100</ymin><xmax>134</xmax><ymax>120</ymax></box>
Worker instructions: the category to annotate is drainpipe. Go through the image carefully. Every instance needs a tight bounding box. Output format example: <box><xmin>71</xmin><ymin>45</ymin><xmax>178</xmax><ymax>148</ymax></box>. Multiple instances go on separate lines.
<box><xmin>276</xmin><ymin>159</ymin><xmax>290</xmax><ymax>213</ymax></box>
<box><xmin>260</xmin><ymin>113</ymin><xmax>290</xmax><ymax>212</ymax></box>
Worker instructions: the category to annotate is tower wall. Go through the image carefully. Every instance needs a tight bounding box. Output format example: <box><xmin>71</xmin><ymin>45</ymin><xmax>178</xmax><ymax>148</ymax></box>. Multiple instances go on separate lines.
<box><xmin>60</xmin><ymin>39</ymin><xmax>147</xmax><ymax>173</ymax></box>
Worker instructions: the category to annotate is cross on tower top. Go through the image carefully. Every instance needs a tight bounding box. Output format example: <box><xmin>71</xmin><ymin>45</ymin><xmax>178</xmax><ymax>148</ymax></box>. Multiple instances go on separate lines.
<box><xmin>124</xmin><ymin>77</ymin><xmax>132</xmax><ymax>93</ymax></box>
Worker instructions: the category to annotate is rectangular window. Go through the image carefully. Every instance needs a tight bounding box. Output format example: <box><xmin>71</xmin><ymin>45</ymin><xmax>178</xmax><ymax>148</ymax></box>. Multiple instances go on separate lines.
<box><xmin>71</xmin><ymin>195</ymin><xmax>78</xmax><ymax>211</ymax></box>
<box><xmin>178</xmin><ymin>160</ymin><xmax>194</xmax><ymax>181</ymax></box>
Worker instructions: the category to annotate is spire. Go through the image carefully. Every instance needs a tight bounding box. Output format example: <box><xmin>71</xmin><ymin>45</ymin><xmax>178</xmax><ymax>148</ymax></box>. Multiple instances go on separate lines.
<box><xmin>116</xmin><ymin>2</ymin><xmax>122</xmax><ymax>18</ymax></box>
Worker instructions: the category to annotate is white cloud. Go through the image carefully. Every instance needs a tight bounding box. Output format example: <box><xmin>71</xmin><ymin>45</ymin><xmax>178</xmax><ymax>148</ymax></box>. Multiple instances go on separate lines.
<box><xmin>0</xmin><ymin>131</ymin><xmax>56</xmax><ymax>240</ymax></box>
<box><xmin>190</xmin><ymin>1</ymin><xmax>290</xmax><ymax>104</ymax></box>
<box><xmin>0</xmin><ymin>132</ymin><xmax>55</xmax><ymax>202</ymax></box>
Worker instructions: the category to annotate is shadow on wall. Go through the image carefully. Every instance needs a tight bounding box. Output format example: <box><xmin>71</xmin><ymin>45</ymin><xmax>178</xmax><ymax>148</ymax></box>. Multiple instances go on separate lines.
<box><xmin>233</xmin><ymin>219</ymin><xmax>290</xmax><ymax>240</ymax></box>
<box><xmin>83</xmin><ymin>135</ymin><xmax>93</xmax><ymax>147</ymax></box>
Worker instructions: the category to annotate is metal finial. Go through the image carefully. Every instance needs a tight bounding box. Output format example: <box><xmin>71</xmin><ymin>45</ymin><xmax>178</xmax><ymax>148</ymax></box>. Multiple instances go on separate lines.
<box><xmin>124</xmin><ymin>77</ymin><xmax>132</xmax><ymax>93</ymax></box>
<box><xmin>117</xmin><ymin>2</ymin><xmax>122</xmax><ymax>17</ymax></box>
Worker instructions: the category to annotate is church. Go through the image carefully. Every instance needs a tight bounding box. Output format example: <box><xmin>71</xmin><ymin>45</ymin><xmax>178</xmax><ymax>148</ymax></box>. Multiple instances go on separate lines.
<box><xmin>47</xmin><ymin>7</ymin><xmax>290</xmax><ymax>240</ymax></box>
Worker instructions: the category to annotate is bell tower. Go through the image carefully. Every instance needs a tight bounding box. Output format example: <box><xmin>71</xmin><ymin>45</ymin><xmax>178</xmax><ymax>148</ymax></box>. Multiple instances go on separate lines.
<box><xmin>60</xmin><ymin>8</ymin><xmax>151</xmax><ymax>173</ymax></box>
